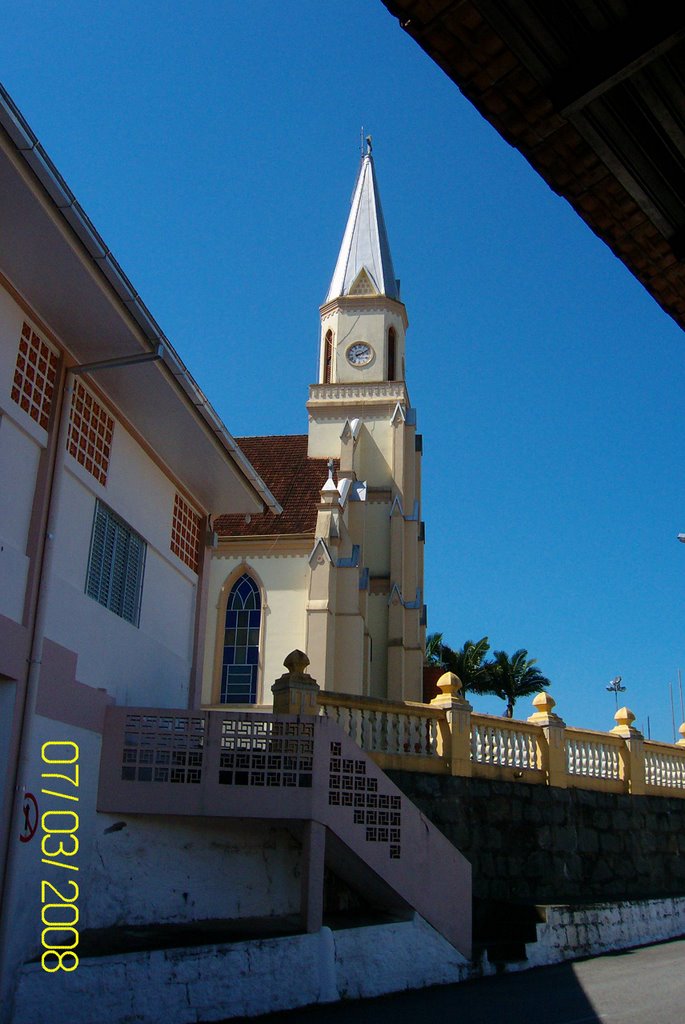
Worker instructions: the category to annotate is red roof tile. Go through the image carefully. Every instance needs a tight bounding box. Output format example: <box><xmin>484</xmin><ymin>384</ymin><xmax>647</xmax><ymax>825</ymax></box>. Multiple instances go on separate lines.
<box><xmin>215</xmin><ymin>435</ymin><xmax>336</xmax><ymax>537</ymax></box>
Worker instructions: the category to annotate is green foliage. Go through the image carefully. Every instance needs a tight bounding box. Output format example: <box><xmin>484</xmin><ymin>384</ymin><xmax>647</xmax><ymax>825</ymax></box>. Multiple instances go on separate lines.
<box><xmin>426</xmin><ymin>632</ymin><xmax>552</xmax><ymax>715</ymax></box>
<box><xmin>441</xmin><ymin>637</ymin><xmax>495</xmax><ymax>696</ymax></box>
<box><xmin>489</xmin><ymin>648</ymin><xmax>551</xmax><ymax>718</ymax></box>
<box><xmin>424</xmin><ymin>632</ymin><xmax>445</xmax><ymax>666</ymax></box>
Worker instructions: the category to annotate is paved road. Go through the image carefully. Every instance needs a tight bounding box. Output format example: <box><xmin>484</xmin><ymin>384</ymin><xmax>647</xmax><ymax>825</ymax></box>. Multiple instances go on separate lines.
<box><xmin>237</xmin><ymin>938</ymin><xmax>685</xmax><ymax>1024</ymax></box>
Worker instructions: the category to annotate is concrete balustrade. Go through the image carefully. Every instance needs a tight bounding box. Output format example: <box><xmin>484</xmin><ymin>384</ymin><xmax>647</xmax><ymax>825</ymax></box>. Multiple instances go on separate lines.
<box><xmin>317</xmin><ymin>690</ymin><xmax>447</xmax><ymax>773</ymax></box>
<box><xmin>317</xmin><ymin>673</ymin><xmax>685</xmax><ymax>798</ymax></box>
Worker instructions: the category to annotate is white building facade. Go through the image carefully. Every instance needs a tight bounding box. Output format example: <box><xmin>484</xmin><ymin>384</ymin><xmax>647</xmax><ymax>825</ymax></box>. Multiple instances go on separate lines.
<box><xmin>0</xmin><ymin>88</ymin><xmax>281</xmax><ymax>1018</ymax></box>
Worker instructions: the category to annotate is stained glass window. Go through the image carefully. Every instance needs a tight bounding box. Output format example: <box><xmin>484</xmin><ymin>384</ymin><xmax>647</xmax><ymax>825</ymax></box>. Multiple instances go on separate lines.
<box><xmin>220</xmin><ymin>573</ymin><xmax>261</xmax><ymax>703</ymax></box>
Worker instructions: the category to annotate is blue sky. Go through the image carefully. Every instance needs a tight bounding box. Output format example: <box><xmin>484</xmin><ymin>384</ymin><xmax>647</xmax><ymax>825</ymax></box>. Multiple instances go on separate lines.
<box><xmin>3</xmin><ymin>1</ymin><xmax>684</xmax><ymax>738</ymax></box>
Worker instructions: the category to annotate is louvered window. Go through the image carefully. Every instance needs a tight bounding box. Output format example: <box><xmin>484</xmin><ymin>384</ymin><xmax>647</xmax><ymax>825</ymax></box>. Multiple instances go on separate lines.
<box><xmin>86</xmin><ymin>501</ymin><xmax>146</xmax><ymax>626</ymax></box>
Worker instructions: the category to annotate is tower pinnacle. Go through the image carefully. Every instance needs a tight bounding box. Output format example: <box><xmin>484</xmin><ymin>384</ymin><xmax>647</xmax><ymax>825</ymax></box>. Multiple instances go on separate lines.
<box><xmin>325</xmin><ymin>150</ymin><xmax>399</xmax><ymax>303</ymax></box>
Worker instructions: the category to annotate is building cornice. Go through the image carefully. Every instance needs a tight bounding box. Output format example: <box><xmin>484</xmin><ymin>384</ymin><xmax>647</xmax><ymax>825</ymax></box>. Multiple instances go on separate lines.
<box><xmin>308</xmin><ymin>381</ymin><xmax>409</xmax><ymax>408</ymax></box>
<box><xmin>215</xmin><ymin>535</ymin><xmax>313</xmax><ymax>556</ymax></box>
<box><xmin>319</xmin><ymin>293</ymin><xmax>408</xmax><ymax>328</ymax></box>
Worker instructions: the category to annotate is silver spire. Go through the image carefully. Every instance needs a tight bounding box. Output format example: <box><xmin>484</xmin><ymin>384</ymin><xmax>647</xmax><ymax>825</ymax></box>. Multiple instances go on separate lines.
<box><xmin>324</xmin><ymin>148</ymin><xmax>399</xmax><ymax>303</ymax></box>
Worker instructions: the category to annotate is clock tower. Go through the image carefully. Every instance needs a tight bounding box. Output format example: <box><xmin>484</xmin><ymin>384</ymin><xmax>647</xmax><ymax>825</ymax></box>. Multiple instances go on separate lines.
<box><xmin>316</xmin><ymin>148</ymin><xmax>407</xmax><ymax>388</ymax></box>
<box><xmin>305</xmin><ymin>144</ymin><xmax>424</xmax><ymax>701</ymax></box>
<box><xmin>205</xmin><ymin>143</ymin><xmax>425</xmax><ymax>707</ymax></box>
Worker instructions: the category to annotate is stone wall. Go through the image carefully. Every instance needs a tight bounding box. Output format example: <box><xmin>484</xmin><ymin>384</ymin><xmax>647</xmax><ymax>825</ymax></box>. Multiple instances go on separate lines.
<box><xmin>388</xmin><ymin>772</ymin><xmax>685</xmax><ymax>904</ymax></box>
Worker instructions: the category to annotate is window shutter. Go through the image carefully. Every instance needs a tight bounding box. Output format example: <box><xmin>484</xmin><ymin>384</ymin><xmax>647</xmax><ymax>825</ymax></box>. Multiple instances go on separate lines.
<box><xmin>86</xmin><ymin>500</ymin><xmax>146</xmax><ymax>626</ymax></box>
<box><xmin>122</xmin><ymin>532</ymin><xmax>146</xmax><ymax>625</ymax></box>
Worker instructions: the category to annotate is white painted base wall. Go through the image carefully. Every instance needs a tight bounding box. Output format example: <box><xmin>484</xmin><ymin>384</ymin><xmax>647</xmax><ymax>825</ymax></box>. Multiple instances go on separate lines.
<box><xmin>476</xmin><ymin>895</ymin><xmax>685</xmax><ymax>976</ymax></box>
<box><xmin>522</xmin><ymin>896</ymin><xmax>685</xmax><ymax>970</ymax></box>
<box><xmin>85</xmin><ymin>817</ymin><xmax>302</xmax><ymax>929</ymax></box>
<box><xmin>12</xmin><ymin>915</ymin><xmax>467</xmax><ymax>1024</ymax></box>
<box><xmin>13</xmin><ymin>898</ymin><xmax>685</xmax><ymax>1023</ymax></box>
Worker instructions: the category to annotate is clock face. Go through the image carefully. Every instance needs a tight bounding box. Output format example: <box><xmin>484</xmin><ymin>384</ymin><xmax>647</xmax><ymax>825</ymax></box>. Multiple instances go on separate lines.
<box><xmin>346</xmin><ymin>343</ymin><xmax>374</xmax><ymax>367</ymax></box>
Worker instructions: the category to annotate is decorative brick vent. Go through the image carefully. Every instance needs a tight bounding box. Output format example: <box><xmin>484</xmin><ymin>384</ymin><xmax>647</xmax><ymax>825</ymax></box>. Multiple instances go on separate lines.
<box><xmin>218</xmin><ymin>718</ymin><xmax>314</xmax><ymax>788</ymax></box>
<box><xmin>66</xmin><ymin>379</ymin><xmax>114</xmax><ymax>485</ymax></box>
<box><xmin>11</xmin><ymin>321</ymin><xmax>59</xmax><ymax>430</ymax></box>
<box><xmin>328</xmin><ymin>741</ymin><xmax>401</xmax><ymax>858</ymax></box>
<box><xmin>121</xmin><ymin>714</ymin><xmax>205</xmax><ymax>783</ymax></box>
<box><xmin>171</xmin><ymin>492</ymin><xmax>201</xmax><ymax>573</ymax></box>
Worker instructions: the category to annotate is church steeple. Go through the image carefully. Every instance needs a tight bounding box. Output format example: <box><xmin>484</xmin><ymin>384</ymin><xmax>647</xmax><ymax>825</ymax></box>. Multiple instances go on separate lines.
<box><xmin>325</xmin><ymin>148</ymin><xmax>399</xmax><ymax>303</ymax></box>
<box><xmin>318</xmin><ymin>146</ymin><xmax>408</xmax><ymax>388</ymax></box>
<box><xmin>307</xmin><ymin>145</ymin><xmax>424</xmax><ymax>703</ymax></box>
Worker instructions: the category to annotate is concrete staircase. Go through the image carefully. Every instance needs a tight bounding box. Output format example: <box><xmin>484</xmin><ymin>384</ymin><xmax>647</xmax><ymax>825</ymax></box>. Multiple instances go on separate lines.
<box><xmin>98</xmin><ymin>708</ymin><xmax>472</xmax><ymax>957</ymax></box>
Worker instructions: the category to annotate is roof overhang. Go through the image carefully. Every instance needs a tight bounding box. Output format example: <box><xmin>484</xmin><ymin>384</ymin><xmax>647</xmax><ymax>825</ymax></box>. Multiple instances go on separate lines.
<box><xmin>0</xmin><ymin>85</ymin><xmax>282</xmax><ymax>517</ymax></box>
<box><xmin>382</xmin><ymin>0</ymin><xmax>685</xmax><ymax>333</ymax></box>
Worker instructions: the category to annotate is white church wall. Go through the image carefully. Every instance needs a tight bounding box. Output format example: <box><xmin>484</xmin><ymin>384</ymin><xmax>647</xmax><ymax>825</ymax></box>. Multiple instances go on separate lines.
<box><xmin>364</xmin><ymin>502</ymin><xmax>391</xmax><ymax>576</ymax></box>
<box><xmin>357</xmin><ymin>418</ymin><xmax>393</xmax><ymax>484</ymax></box>
<box><xmin>203</xmin><ymin>551</ymin><xmax>309</xmax><ymax>705</ymax></box>
<box><xmin>319</xmin><ymin>303</ymin><xmax>406</xmax><ymax>390</ymax></box>
<box><xmin>367</xmin><ymin>593</ymin><xmax>389</xmax><ymax>697</ymax></box>
<box><xmin>307</xmin><ymin>416</ymin><xmax>345</xmax><ymax>459</ymax></box>
<box><xmin>333</xmin><ymin>599</ymin><xmax>365</xmax><ymax>695</ymax></box>
<box><xmin>331</xmin><ymin>309</ymin><xmax>391</xmax><ymax>386</ymax></box>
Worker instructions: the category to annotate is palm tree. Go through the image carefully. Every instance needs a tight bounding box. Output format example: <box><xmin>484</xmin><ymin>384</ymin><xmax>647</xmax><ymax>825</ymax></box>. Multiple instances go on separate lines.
<box><xmin>424</xmin><ymin>631</ymin><xmax>445</xmax><ymax>666</ymax></box>
<box><xmin>441</xmin><ymin>636</ymin><xmax>495</xmax><ymax>697</ymax></box>
<box><xmin>489</xmin><ymin>648</ymin><xmax>551</xmax><ymax>718</ymax></box>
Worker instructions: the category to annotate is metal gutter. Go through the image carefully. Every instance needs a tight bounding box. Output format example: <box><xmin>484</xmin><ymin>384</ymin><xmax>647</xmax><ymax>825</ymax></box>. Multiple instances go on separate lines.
<box><xmin>0</xmin><ymin>82</ymin><xmax>282</xmax><ymax>516</ymax></box>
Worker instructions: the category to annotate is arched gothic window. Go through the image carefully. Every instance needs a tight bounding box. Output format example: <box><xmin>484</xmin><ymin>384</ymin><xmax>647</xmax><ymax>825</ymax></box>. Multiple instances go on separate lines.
<box><xmin>388</xmin><ymin>327</ymin><xmax>396</xmax><ymax>381</ymax></box>
<box><xmin>220</xmin><ymin>573</ymin><xmax>261</xmax><ymax>703</ymax></box>
<box><xmin>324</xmin><ymin>329</ymin><xmax>333</xmax><ymax>384</ymax></box>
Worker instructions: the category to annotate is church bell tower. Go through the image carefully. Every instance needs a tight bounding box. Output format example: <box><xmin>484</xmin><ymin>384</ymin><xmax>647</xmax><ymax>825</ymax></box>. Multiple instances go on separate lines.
<box><xmin>305</xmin><ymin>143</ymin><xmax>425</xmax><ymax>702</ymax></box>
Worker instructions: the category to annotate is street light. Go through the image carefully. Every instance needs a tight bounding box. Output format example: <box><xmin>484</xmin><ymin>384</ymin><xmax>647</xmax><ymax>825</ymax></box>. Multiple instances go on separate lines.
<box><xmin>606</xmin><ymin>675</ymin><xmax>626</xmax><ymax>707</ymax></box>
<box><xmin>677</xmin><ymin>534</ymin><xmax>685</xmax><ymax>543</ymax></box>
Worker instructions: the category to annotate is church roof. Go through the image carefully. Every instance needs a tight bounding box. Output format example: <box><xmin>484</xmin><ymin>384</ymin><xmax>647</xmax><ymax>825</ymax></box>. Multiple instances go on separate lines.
<box><xmin>214</xmin><ymin>435</ymin><xmax>336</xmax><ymax>537</ymax></box>
<box><xmin>325</xmin><ymin>152</ymin><xmax>400</xmax><ymax>303</ymax></box>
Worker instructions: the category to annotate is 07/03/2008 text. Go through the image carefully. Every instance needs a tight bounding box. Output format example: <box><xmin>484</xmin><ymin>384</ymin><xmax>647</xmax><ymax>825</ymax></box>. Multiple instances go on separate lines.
<box><xmin>40</xmin><ymin>740</ymin><xmax>80</xmax><ymax>973</ymax></box>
